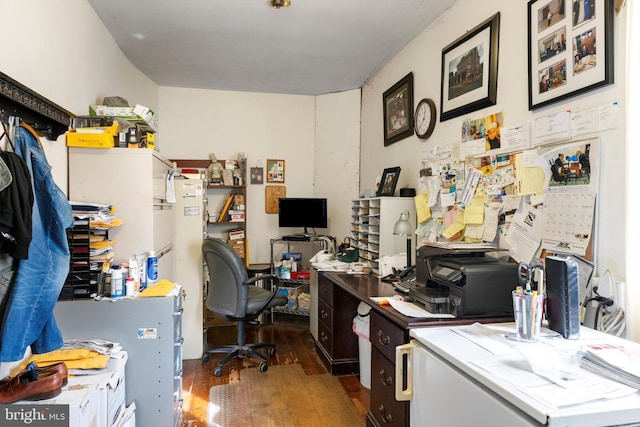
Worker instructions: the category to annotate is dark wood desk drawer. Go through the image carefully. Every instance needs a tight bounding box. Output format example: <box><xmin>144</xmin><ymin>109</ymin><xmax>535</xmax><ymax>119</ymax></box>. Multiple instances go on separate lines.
<box><xmin>318</xmin><ymin>275</ymin><xmax>334</xmax><ymax>305</ymax></box>
<box><xmin>317</xmin><ymin>299</ymin><xmax>333</xmax><ymax>330</ymax></box>
<box><xmin>371</xmin><ymin>347</ymin><xmax>407</xmax><ymax>426</ymax></box>
<box><xmin>371</xmin><ymin>311</ymin><xmax>406</xmax><ymax>362</ymax></box>
<box><xmin>317</xmin><ymin>320</ymin><xmax>333</xmax><ymax>354</ymax></box>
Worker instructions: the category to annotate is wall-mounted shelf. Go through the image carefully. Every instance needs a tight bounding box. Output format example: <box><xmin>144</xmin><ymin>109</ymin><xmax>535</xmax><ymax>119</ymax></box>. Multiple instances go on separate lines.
<box><xmin>0</xmin><ymin>71</ymin><xmax>74</xmax><ymax>140</ymax></box>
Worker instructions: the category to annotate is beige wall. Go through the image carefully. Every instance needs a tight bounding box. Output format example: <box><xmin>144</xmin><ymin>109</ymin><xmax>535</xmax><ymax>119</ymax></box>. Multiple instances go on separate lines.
<box><xmin>158</xmin><ymin>87</ymin><xmax>316</xmax><ymax>263</ymax></box>
<box><xmin>314</xmin><ymin>90</ymin><xmax>362</xmax><ymax>244</ymax></box>
<box><xmin>361</xmin><ymin>0</ymin><xmax>628</xmax><ymax>300</ymax></box>
<box><xmin>158</xmin><ymin>87</ymin><xmax>361</xmax><ymax>262</ymax></box>
<box><xmin>0</xmin><ymin>0</ymin><xmax>158</xmax><ymax>190</ymax></box>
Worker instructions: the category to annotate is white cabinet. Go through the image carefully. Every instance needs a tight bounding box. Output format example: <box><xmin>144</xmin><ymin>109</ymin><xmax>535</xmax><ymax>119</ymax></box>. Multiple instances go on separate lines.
<box><xmin>350</xmin><ymin>197</ymin><xmax>415</xmax><ymax>273</ymax></box>
<box><xmin>402</xmin><ymin>325</ymin><xmax>640</xmax><ymax>427</ymax></box>
<box><xmin>68</xmin><ymin>148</ymin><xmax>175</xmax><ymax>280</ymax></box>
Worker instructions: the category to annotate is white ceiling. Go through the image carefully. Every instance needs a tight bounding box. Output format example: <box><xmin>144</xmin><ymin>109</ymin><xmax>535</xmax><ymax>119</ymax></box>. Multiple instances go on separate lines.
<box><xmin>87</xmin><ymin>0</ymin><xmax>456</xmax><ymax>96</ymax></box>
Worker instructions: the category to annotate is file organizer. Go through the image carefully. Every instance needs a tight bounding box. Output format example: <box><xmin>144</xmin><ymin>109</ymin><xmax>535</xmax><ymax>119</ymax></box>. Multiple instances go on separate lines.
<box><xmin>61</xmin><ymin>220</ymin><xmax>109</xmax><ymax>300</ymax></box>
<box><xmin>545</xmin><ymin>255</ymin><xmax>581</xmax><ymax>339</ymax></box>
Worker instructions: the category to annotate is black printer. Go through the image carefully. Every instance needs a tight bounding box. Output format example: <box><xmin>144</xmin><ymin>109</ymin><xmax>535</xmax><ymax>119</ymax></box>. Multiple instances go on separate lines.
<box><xmin>411</xmin><ymin>245</ymin><xmax>518</xmax><ymax>318</ymax></box>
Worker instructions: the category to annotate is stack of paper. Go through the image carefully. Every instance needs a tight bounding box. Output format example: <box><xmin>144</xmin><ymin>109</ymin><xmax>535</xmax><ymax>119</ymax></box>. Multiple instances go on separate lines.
<box><xmin>581</xmin><ymin>342</ymin><xmax>640</xmax><ymax>390</ymax></box>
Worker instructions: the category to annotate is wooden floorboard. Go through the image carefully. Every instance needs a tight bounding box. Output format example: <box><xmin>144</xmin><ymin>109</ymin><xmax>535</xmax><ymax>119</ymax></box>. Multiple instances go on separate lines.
<box><xmin>181</xmin><ymin>313</ymin><xmax>369</xmax><ymax>426</ymax></box>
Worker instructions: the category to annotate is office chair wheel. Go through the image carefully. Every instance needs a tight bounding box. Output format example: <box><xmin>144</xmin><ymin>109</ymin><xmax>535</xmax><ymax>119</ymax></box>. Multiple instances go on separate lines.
<box><xmin>202</xmin><ymin>353</ymin><xmax>210</xmax><ymax>362</ymax></box>
<box><xmin>259</xmin><ymin>363</ymin><xmax>268</xmax><ymax>373</ymax></box>
<box><xmin>214</xmin><ymin>366</ymin><xmax>223</xmax><ymax>377</ymax></box>
<box><xmin>268</xmin><ymin>347</ymin><xmax>276</xmax><ymax>357</ymax></box>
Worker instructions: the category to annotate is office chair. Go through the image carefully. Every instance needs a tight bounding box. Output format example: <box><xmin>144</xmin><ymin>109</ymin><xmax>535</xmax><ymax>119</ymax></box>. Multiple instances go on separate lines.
<box><xmin>550</xmin><ymin>161</ymin><xmax>568</xmax><ymax>184</ymax></box>
<box><xmin>202</xmin><ymin>238</ymin><xmax>287</xmax><ymax>376</ymax></box>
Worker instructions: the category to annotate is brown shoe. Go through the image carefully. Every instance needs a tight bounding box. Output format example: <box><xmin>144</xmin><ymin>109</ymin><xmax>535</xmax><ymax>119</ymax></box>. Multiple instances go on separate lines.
<box><xmin>0</xmin><ymin>362</ymin><xmax>68</xmax><ymax>387</ymax></box>
<box><xmin>0</xmin><ymin>365</ymin><xmax>63</xmax><ymax>403</ymax></box>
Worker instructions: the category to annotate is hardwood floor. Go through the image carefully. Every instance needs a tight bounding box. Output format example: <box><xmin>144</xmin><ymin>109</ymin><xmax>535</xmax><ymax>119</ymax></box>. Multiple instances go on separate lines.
<box><xmin>181</xmin><ymin>314</ymin><xmax>370</xmax><ymax>426</ymax></box>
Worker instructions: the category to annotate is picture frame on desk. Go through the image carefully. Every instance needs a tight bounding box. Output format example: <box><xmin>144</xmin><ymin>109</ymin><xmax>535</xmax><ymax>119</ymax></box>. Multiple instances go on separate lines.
<box><xmin>527</xmin><ymin>0</ymin><xmax>614</xmax><ymax>110</ymax></box>
<box><xmin>377</xmin><ymin>167</ymin><xmax>401</xmax><ymax>197</ymax></box>
<box><xmin>440</xmin><ymin>12</ymin><xmax>500</xmax><ymax>121</ymax></box>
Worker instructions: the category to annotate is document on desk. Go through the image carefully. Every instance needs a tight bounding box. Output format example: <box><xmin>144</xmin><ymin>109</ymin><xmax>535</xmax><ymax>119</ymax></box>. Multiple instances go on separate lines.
<box><xmin>453</xmin><ymin>323</ymin><xmax>517</xmax><ymax>355</ymax></box>
<box><xmin>386</xmin><ymin>298</ymin><xmax>455</xmax><ymax>318</ymax></box>
<box><xmin>471</xmin><ymin>353</ymin><xmax>637</xmax><ymax>409</ymax></box>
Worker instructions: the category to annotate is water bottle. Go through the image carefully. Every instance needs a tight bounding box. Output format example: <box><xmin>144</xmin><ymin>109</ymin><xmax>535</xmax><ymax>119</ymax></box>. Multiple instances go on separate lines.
<box><xmin>147</xmin><ymin>251</ymin><xmax>159</xmax><ymax>285</ymax></box>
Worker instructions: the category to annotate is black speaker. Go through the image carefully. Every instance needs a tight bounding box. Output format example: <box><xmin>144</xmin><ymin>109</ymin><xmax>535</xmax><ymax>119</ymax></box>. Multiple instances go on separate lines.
<box><xmin>400</xmin><ymin>188</ymin><xmax>416</xmax><ymax>197</ymax></box>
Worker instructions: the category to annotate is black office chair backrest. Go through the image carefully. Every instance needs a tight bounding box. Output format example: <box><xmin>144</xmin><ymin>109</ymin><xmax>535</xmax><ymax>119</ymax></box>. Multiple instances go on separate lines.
<box><xmin>202</xmin><ymin>238</ymin><xmax>250</xmax><ymax>319</ymax></box>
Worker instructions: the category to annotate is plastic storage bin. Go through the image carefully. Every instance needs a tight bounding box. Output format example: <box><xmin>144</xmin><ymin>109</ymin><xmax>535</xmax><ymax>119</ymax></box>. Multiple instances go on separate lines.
<box><xmin>352</xmin><ymin>301</ymin><xmax>372</xmax><ymax>389</ymax></box>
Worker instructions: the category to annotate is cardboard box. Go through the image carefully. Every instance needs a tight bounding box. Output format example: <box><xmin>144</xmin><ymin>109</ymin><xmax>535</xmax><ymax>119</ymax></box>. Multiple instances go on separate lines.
<box><xmin>113</xmin><ymin>403</ymin><xmax>136</xmax><ymax>427</ymax></box>
<box><xmin>133</xmin><ymin>104</ymin><xmax>158</xmax><ymax>131</ymax></box>
<box><xmin>14</xmin><ymin>380</ymin><xmax>100</xmax><ymax>427</ymax></box>
<box><xmin>228</xmin><ymin>240</ymin><xmax>245</xmax><ymax>258</ymax></box>
<box><xmin>89</xmin><ymin>105</ymin><xmax>139</xmax><ymax>120</ymax></box>
<box><xmin>66</xmin><ymin>122</ymin><xmax>119</xmax><ymax>149</ymax></box>
<box><xmin>66</xmin><ymin>132</ymin><xmax>116</xmax><ymax>148</ymax></box>
<box><xmin>67</xmin><ymin>351</ymin><xmax>128</xmax><ymax>427</ymax></box>
<box><xmin>228</xmin><ymin>229</ymin><xmax>245</xmax><ymax>240</ymax></box>
<box><xmin>230</xmin><ymin>213</ymin><xmax>245</xmax><ymax>222</ymax></box>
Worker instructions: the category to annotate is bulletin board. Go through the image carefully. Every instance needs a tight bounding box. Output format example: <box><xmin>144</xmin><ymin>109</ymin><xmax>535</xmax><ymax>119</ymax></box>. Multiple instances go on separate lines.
<box><xmin>415</xmin><ymin>106</ymin><xmax>608</xmax><ymax>265</ymax></box>
<box><xmin>265</xmin><ymin>185</ymin><xmax>286</xmax><ymax>214</ymax></box>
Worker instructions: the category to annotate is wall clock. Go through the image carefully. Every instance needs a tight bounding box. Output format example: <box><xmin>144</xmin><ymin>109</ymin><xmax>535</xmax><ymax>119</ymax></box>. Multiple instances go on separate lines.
<box><xmin>414</xmin><ymin>98</ymin><xmax>437</xmax><ymax>139</ymax></box>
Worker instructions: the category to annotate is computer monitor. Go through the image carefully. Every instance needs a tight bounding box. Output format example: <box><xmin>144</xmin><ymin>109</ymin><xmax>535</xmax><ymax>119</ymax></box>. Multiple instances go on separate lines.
<box><xmin>278</xmin><ymin>198</ymin><xmax>328</xmax><ymax>236</ymax></box>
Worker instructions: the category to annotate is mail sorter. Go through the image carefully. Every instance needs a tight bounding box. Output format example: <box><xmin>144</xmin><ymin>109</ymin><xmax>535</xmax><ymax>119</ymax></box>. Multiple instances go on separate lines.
<box><xmin>411</xmin><ymin>245</ymin><xmax>519</xmax><ymax>318</ymax></box>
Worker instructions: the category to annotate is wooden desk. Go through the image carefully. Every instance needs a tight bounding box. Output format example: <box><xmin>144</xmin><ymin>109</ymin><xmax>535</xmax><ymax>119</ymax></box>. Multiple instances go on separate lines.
<box><xmin>316</xmin><ymin>271</ymin><xmax>511</xmax><ymax>427</ymax></box>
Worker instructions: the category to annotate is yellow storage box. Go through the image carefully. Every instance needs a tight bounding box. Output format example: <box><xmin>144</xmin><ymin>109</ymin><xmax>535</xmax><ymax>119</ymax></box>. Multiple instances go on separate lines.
<box><xmin>66</xmin><ymin>123</ymin><xmax>119</xmax><ymax>148</ymax></box>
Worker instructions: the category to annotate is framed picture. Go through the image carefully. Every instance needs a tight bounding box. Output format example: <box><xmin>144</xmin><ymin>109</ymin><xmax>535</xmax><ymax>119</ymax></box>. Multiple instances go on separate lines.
<box><xmin>440</xmin><ymin>12</ymin><xmax>500</xmax><ymax>122</ymax></box>
<box><xmin>383</xmin><ymin>72</ymin><xmax>414</xmax><ymax>146</ymax></box>
<box><xmin>250</xmin><ymin>167</ymin><xmax>264</xmax><ymax>185</ymax></box>
<box><xmin>527</xmin><ymin>0</ymin><xmax>613</xmax><ymax>110</ymax></box>
<box><xmin>266</xmin><ymin>159</ymin><xmax>285</xmax><ymax>183</ymax></box>
<box><xmin>377</xmin><ymin>167</ymin><xmax>401</xmax><ymax>197</ymax></box>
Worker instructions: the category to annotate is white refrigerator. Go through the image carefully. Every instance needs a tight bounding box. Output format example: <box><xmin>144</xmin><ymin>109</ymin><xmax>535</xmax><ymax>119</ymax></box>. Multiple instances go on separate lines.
<box><xmin>173</xmin><ymin>178</ymin><xmax>206</xmax><ymax>360</ymax></box>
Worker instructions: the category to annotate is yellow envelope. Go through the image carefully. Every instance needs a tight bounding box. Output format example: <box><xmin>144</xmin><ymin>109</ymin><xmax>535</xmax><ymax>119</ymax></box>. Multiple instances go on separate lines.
<box><xmin>139</xmin><ymin>279</ymin><xmax>176</xmax><ymax>297</ymax></box>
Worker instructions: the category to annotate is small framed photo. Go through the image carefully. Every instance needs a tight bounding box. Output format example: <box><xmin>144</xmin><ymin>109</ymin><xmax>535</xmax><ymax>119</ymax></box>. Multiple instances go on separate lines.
<box><xmin>527</xmin><ymin>0</ymin><xmax>613</xmax><ymax>110</ymax></box>
<box><xmin>250</xmin><ymin>167</ymin><xmax>264</xmax><ymax>185</ymax></box>
<box><xmin>377</xmin><ymin>167</ymin><xmax>401</xmax><ymax>197</ymax></box>
<box><xmin>266</xmin><ymin>159</ymin><xmax>285</xmax><ymax>183</ymax></box>
<box><xmin>383</xmin><ymin>72</ymin><xmax>414</xmax><ymax>146</ymax></box>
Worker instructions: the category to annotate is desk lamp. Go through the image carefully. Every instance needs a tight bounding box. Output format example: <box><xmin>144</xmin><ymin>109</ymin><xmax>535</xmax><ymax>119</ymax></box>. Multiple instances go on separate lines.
<box><xmin>393</xmin><ymin>210</ymin><xmax>413</xmax><ymax>269</ymax></box>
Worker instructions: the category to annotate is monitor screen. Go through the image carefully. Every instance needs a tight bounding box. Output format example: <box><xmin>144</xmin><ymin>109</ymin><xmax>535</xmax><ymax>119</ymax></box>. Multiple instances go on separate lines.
<box><xmin>278</xmin><ymin>198</ymin><xmax>328</xmax><ymax>232</ymax></box>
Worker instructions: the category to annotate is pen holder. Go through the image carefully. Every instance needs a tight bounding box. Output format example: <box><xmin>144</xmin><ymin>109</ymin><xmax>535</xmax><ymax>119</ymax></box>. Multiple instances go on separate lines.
<box><xmin>512</xmin><ymin>290</ymin><xmax>544</xmax><ymax>341</ymax></box>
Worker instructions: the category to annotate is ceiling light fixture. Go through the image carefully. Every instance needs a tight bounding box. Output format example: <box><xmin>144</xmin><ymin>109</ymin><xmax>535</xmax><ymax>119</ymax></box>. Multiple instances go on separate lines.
<box><xmin>268</xmin><ymin>0</ymin><xmax>291</xmax><ymax>9</ymax></box>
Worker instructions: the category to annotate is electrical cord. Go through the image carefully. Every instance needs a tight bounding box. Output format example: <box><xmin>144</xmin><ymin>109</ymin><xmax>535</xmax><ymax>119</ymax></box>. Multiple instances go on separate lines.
<box><xmin>583</xmin><ymin>270</ymin><xmax>626</xmax><ymax>337</ymax></box>
<box><xmin>599</xmin><ymin>306</ymin><xmax>626</xmax><ymax>337</ymax></box>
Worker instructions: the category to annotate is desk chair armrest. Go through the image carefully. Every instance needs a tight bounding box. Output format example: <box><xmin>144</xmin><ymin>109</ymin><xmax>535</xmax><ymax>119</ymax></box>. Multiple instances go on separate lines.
<box><xmin>242</xmin><ymin>274</ymin><xmax>283</xmax><ymax>313</ymax></box>
<box><xmin>244</xmin><ymin>274</ymin><xmax>280</xmax><ymax>291</ymax></box>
